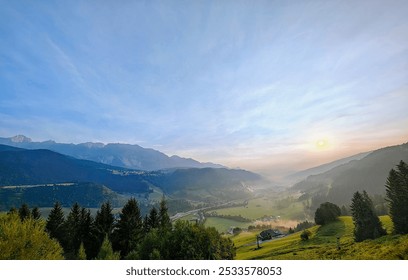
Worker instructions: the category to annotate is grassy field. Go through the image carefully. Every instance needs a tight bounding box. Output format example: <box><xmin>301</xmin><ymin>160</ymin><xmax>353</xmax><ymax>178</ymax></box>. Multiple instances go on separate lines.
<box><xmin>204</xmin><ymin>217</ymin><xmax>251</xmax><ymax>233</ymax></box>
<box><xmin>213</xmin><ymin>197</ymin><xmax>306</xmax><ymax>220</ymax></box>
<box><xmin>232</xmin><ymin>216</ymin><xmax>408</xmax><ymax>260</ymax></box>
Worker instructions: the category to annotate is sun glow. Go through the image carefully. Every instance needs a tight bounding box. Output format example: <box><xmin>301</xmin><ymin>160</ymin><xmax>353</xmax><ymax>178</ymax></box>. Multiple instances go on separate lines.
<box><xmin>315</xmin><ymin>138</ymin><xmax>329</xmax><ymax>150</ymax></box>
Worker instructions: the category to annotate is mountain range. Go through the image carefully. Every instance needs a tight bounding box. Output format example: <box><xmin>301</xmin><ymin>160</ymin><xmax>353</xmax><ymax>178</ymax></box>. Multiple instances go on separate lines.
<box><xmin>0</xmin><ymin>135</ymin><xmax>224</xmax><ymax>171</ymax></box>
<box><xmin>0</xmin><ymin>143</ymin><xmax>262</xmax><ymax>210</ymax></box>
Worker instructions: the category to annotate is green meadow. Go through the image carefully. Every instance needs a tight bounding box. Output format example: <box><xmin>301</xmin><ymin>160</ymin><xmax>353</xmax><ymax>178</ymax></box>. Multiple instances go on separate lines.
<box><xmin>213</xmin><ymin>197</ymin><xmax>306</xmax><ymax>220</ymax></box>
<box><xmin>203</xmin><ymin>217</ymin><xmax>251</xmax><ymax>233</ymax></box>
<box><xmin>232</xmin><ymin>216</ymin><xmax>408</xmax><ymax>260</ymax></box>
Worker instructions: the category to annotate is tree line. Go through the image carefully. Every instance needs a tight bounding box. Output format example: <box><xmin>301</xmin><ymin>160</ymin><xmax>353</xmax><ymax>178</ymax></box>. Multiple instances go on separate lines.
<box><xmin>1</xmin><ymin>197</ymin><xmax>235</xmax><ymax>260</ymax></box>
<box><xmin>313</xmin><ymin>160</ymin><xmax>408</xmax><ymax>242</ymax></box>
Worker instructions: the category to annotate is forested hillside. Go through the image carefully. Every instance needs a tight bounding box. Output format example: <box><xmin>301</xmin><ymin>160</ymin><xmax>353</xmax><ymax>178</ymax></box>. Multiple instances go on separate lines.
<box><xmin>293</xmin><ymin>142</ymin><xmax>408</xmax><ymax>207</ymax></box>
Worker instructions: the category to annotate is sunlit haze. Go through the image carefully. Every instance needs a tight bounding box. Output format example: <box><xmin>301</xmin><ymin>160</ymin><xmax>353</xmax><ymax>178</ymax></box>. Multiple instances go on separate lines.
<box><xmin>1</xmin><ymin>0</ymin><xmax>407</xmax><ymax>179</ymax></box>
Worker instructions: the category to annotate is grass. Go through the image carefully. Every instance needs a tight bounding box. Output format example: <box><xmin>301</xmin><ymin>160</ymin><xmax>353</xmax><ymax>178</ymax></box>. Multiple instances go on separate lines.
<box><xmin>232</xmin><ymin>216</ymin><xmax>408</xmax><ymax>260</ymax></box>
<box><xmin>204</xmin><ymin>217</ymin><xmax>251</xmax><ymax>233</ymax></box>
<box><xmin>214</xmin><ymin>197</ymin><xmax>306</xmax><ymax>220</ymax></box>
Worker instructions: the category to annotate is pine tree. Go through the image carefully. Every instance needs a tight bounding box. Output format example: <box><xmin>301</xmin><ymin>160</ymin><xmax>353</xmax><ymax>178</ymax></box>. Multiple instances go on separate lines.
<box><xmin>95</xmin><ymin>201</ymin><xmax>114</xmax><ymax>237</ymax></box>
<box><xmin>351</xmin><ymin>191</ymin><xmax>386</xmax><ymax>242</ymax></box>
<box><xmin>46</xmin><ymin>202</ymin><xmax>66</xmax><ymax>247</ymax></box>
<box><xmin>112</xmin><ymin>198</ymin><xmax>143</xmax><ymax>258</ymax></box>
<box><xmin>148</xmin><ymin>206</ymin><xmax>160</xmax><ymax>230</ymax></box>
<box><xmin>96</xmin><ymin>235</ymin><xmax>120</xmax><ymax>260</ymax></box>
<box><xmin>385</xmin><ymin>160</ymin><xmax>408</xmax><ymax>234</ymax></box>
<box><xmin>18</xmin><ymin>203</ymin><xmax>31</xmax><ymax>221</ymax></box>
<box><xmin>158</xmin><ymin>196</ymin><xmax>172</xmax><ymax>232</ymax></box>
<box><xmin>143</xmin><ymin>214</ymin><xmax>150</xmax><ymax>234</ymax></box>
<box><xmin>64</xmin><ymin>202</ymin><xmax>82</xmax><ymax>259</ymax></box>
<box><xmin>79</xmin><ymin>207</ymin><xmax>99</xmax><ymax>260</ymax></box>
<box><xmin>31</xmin><ymin>207</ymin><xmax>41</xmax><ymax>220</ymax></box>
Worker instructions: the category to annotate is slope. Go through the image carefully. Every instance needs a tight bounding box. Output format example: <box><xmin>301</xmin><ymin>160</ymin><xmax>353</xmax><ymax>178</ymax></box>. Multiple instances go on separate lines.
<box><xmin>285</xmin><ymin>151</ymin><xmax>371</xmax><ymax>183</ymax></box>
<box><xmin>233</xmin><ymin>216</ymin><xmax>408</xmax><ymax>260</ymax></box>
<box><xmin>0</xmin><ymin>145</ymin><xmax>150</xmax><ymax>193</ymax></box>
<box><xmin>292</xmin><ymin>142</ymin><xmax>408</xmax><ymax>206</ymax></box>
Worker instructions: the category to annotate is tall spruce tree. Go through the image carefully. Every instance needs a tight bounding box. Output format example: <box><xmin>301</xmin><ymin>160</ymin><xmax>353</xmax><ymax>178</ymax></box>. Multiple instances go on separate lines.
<box><xmin>158</xmin><ymin>196</ymin><xmax>172</xmax><ymax>232</ymax></box>
<box><xmin>64</xmin><ymin>202</ymin><xmax>82</xmax><ymax>259</ymax></box>
<box><xmin>79</xmin><ymin>207</ymin><xmax>99</xmax><ymax>260</ymax></box>
<box><xmin>46</xmin><ymin>202</ymin><xmax>66</xmax><ymax>247</ymax></box>
<box><xmin>95</xmin><ymin>201</ymin><xmax>114</xmax><ymax>237</ymax></box>
<box><xmin>351</xmin><ymin>191</ymin><xmax>386</xmax><ymax>242</ymax></box>
<box><xmin>112</xmin><ymin>198</ymin><xmax>143</xmax><ymax>258</ymax></box>
<box><xmin>148</xmin><ymin>207</ymin><xmax>160</xmax><ymax>229</ymax></box>
<box><xmin>385</xmin><ymin>160</ymin><xmax>408</xmax><ymax>234</ymax></box>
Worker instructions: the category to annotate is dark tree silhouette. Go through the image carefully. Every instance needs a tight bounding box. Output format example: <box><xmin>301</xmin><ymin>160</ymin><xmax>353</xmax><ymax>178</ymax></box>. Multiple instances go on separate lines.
<box><xmin>314</xmin><ymin>202</ymin><xmax>341</xmax><ymax>225</ymax></box>
<box><xmin>112</xmin><ymin>198</ymin><xmax>143</xmax><ymax>258</ymax></box>
<box><xmin>18</xmin><ymin>203</ymin><xmax>31</xmax><ymax>221</ymax></box>
<box><xmin>351</xmin><ymin>191</ymin><xmax>386</xmax><ymax>242</ymax></box>
<box><xmin>385</xmin><ymin>160</ymin><xmax>408</xmax><ymax>234</ymax></box>
<box><xmin>46</xmin><ymin>202</ymin><xmax>66</xmax><ymax>247</ymax></box>
<box><xmin>31</xmin><ymin>207</ymin><xmax>41</xmax><ymax>220</ymax></box>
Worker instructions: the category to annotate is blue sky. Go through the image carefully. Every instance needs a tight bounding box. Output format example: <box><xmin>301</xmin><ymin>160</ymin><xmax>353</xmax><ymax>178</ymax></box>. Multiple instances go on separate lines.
<box><xmin>1</xmin><ymin>0</ymin><xmax>408</xmax><ymax>177</ymax></box>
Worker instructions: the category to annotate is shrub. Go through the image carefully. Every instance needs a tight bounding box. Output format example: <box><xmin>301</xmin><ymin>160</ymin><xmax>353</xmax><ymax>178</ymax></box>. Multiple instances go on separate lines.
<box><xmin>300</xmin><ymin>230</ymin><xmax>311</xmax><ymax>241</ymax></box>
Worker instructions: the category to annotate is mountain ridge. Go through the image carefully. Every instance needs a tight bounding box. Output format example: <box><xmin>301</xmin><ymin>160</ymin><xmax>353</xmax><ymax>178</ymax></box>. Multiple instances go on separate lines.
<box><xmin>0</xmin><ymin>144</ymin><xmax>263</xmax><ymax>206</ymax></box>
<box><xmin>0</xmin><ymin>135</ymin><xmax>225</xmax><ymax>171</ymax></box>
<box><xmin>292</xmin><ymin>142</ymin><xmax>408</xmax><ymax>207</ymax></box>
<box><xmin>285</xmin><ymin>151</ymin><xmax>372</xmax><ymax>184</ymax></box>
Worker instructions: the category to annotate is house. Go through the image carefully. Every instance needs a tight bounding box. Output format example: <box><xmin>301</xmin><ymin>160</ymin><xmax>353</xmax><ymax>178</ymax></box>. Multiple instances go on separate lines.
<box><xmin>259</xmin><ymin>229</ymin><xmax>282</xmax><ymax>241</ymax></box>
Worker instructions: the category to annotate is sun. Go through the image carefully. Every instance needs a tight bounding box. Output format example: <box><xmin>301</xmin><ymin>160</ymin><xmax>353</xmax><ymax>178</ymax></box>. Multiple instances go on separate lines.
<box><xmin>315</xmin><ymin>138</ymin><xmax>329</xmax><ymax>150</ymax></box>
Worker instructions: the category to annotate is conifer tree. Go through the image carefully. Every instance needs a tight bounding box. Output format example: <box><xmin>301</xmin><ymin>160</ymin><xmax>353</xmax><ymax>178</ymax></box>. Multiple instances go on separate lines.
<box><xmin>351</xmin><ymin>191</ymin><xmax>386</xmax><ymax>242</ymax></box>
<box><xmin>46</xmin><ymin>202</ymin><xmax>66</xmax><ymax>247</ymax></box>
<box><xmin>158</xmin><ymin>196</ymin><xmax>172</xmax><ymax>232</ymax></box>
<box><xmin>148</xmin><ymin>206</ymin><xmax>160</xmax><ymax>229</ymax></box>
<box><xmin>112</xmin><ymin>198</ymin><xmax>143</xmax><ymax>258</ymax></box>
<box><xmin>143</xmin><ymin>214</ymin><xmax>150</xmax><ymax>234</ymax></box>
<box><xmin>79</xmin><ymin>207</ymin><xmax>99</xmax><ymax>260</ymax></box>
<box><xmin>64</xmin><ymin>202</ymin><xmax>82</xmax><ymax>259</ymax></box>
<box><xmin>31</xmin><ymin>207</ymin><xmax>41</xmax><ymax>220</ymax></box>
<box><xmin>385</xmin><ymin>160</ymin><xmax>408</xmax><ymax>234</ymax></box>
<box><xmin>95</xmin><ymin>201</ymin><xmax>114</xmax><ymax>237</ymax></box>
<box><xmin>18</xmin><ymin>203</ymin><xmax>31</xmax><ymax>221</ymax></box>
<box><xmin>96</xmin><ymin>235</ymin><xmax>120</xmax><ymax>260</ymax></box>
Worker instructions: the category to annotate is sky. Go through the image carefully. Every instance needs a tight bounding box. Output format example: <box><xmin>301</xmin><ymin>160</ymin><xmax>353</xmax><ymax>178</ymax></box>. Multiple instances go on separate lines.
<box><xmin>1</xmin><ymin>0</ymin><xmax>408</xmax><ymax>178</ymax></box>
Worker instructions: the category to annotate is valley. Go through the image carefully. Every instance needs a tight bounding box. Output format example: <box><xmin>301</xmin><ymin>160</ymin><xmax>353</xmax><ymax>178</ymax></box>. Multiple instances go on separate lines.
<box><xmin>1</xmin><ymin>136</ymin><xmax>408</xmax><ymax>260</ymax></box>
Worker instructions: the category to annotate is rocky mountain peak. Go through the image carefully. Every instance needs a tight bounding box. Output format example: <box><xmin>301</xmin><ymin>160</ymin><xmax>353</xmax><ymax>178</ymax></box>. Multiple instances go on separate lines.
<box><xmin>11</xmin><ymin>135</ymin><xmax>32</xmax><ymax>143</ymax></box>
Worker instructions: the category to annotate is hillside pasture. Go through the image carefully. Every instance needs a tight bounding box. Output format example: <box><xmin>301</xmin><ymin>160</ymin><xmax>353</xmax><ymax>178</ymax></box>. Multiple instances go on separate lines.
<box><xmin>233</xmin><ymin>216</ymin><xmax>408</xmax><ymax>260</ymax></box>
